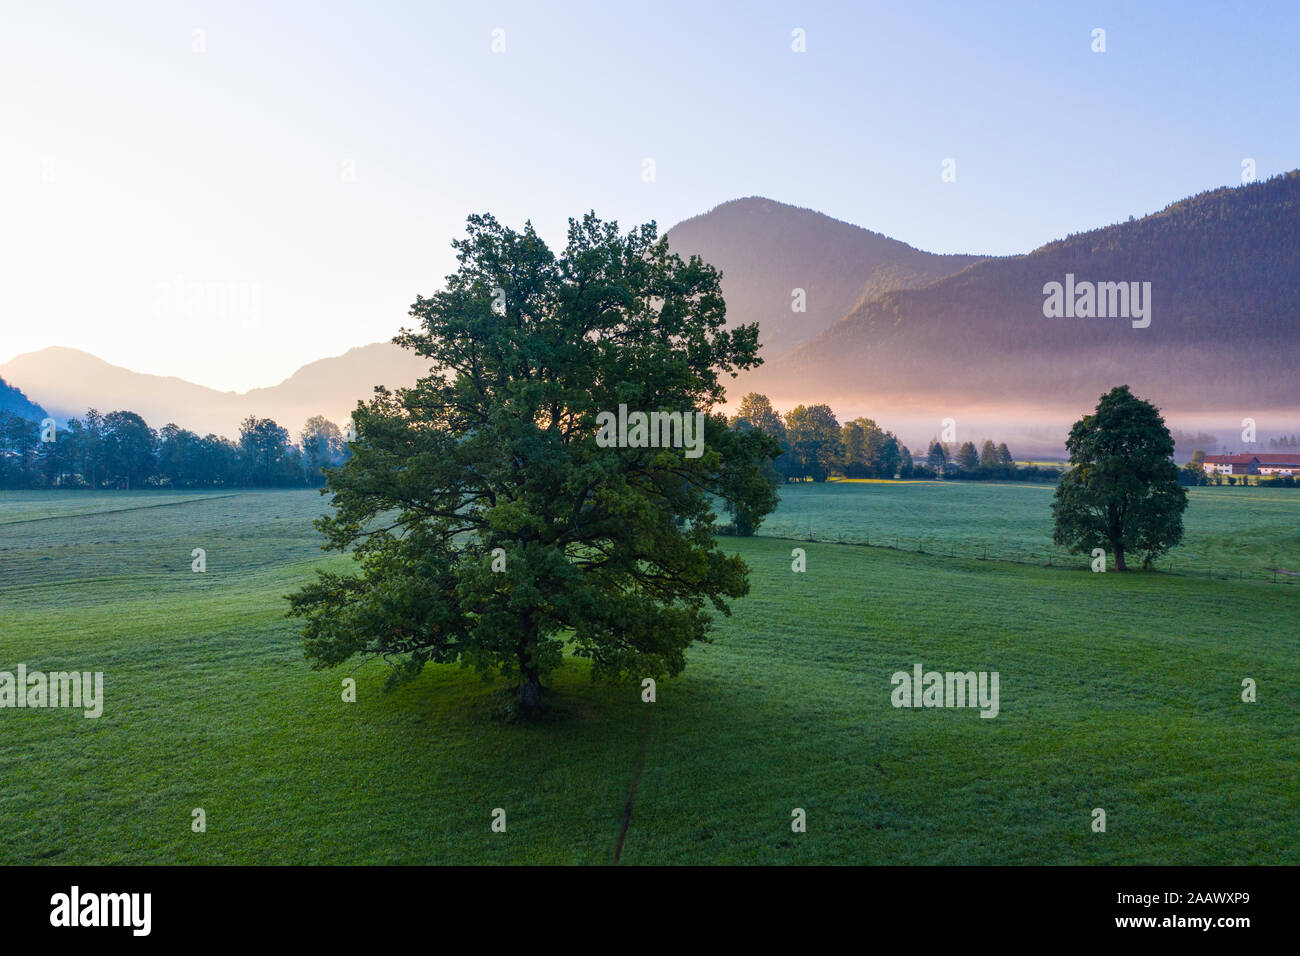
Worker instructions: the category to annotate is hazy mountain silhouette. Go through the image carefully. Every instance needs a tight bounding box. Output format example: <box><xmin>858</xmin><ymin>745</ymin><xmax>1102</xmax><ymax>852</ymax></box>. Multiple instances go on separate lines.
<box><xmin>751</xmin><ymin>172</ymin><xmax>1300</xmax><ymax>416</ymax></box>
<box><xmin>0</xmin><ymin>344</ymin><xmax>428</xmax><ymax>438</ymax></box>
<box><xmin>666</xmin><ymin>197</ymin><xmax>985</xmax><ymax>355</ymax></box>
<box><xmin>0</xmin><ymin>375</ymin><xmax>45</xmax><ymax>421</ymax></box>
<box><xmin>6</xmin><ymin>178</ymin><xmax>1297</xmax><ymax>445</ymax></box>
<box><xmin>5</xmin><ymin>198</ymin><xmax>985</xmax><ymax>438</ymax></box>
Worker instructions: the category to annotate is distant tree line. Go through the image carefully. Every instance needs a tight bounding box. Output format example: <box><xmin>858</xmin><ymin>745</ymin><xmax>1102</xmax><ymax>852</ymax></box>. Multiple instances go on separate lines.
<box><xmin>0</xmin><ymin>408</ymin><xmax>349</xmax><ymax>489</ymax></box>
<box><xmin>729</xmin><ymin>393</ymin><xmax>1061</xmax><ymax>484</ymax></box>
<box><xmin>1</xmin><ymin>393</ymin><xmax>1079</xmax><ymax>490</ymax></box>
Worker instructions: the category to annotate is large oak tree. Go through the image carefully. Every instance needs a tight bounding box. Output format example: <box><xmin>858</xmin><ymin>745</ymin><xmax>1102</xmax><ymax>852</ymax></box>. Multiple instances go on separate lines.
<box><xmin>287</xmin><ymin>213</ymin><xmax>778</xmax><ymax>716</ymax></box>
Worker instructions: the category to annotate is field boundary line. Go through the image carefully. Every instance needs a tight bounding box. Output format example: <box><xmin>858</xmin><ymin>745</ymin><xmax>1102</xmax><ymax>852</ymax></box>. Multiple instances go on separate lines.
<box><xmin>0</xmin><ymin>493</ymin><xmax>242</xmax><ymax>526</ymax></box>
<box><xmin>751</xmin><ymin>532</ymin><xmax>1298</xmax><ymax>586</ymax></box>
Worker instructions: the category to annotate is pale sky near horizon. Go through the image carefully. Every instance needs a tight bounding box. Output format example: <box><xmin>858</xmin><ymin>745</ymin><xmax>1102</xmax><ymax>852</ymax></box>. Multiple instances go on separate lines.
<box><xmin>2</xmin><ymin>0</ymin><xmax>1297</xmax><ymax>392</ymax></box>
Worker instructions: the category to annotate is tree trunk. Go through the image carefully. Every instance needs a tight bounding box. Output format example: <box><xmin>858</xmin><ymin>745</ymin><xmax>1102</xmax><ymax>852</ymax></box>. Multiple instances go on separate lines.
<box><xmin>518</xmin><ymin>673</ymin><xmax>545</xmax><ymax>717</ymax></box>
<box><xmin>515</xmin><ymin>635</ymin><xmax>547</xmax><ymax>718</ymax></box>
<box><xmin>1113</xmin><ymin>541</ymin><xmax>1127</xmax><ymax>571</ymax></box>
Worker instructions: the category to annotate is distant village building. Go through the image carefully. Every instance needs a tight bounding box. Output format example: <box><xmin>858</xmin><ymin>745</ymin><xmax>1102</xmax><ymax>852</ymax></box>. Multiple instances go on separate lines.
<box><xmin>1257</xmin><ymin>453</ymin><xmax>1300</xmax><ymax>476</ymax></box>
<box><xmin>1202</xmin><ymin>454</ymin><xmax>1259</xmax><ymax>475</ymax></box>
<box><xmin>1201</xmin><ymin>453</ymin><xmax>1300</xmax><ymax>476</ymax></box>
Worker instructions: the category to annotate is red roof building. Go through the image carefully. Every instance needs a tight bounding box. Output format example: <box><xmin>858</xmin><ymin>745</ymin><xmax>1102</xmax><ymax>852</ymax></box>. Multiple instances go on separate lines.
<box><xmin>1256</xmin><ymin>453</ymin><xmax>1300</xmax><ymax>475</ymax></box>
<box><xmin>1201</xmin><ymin>453</ymin><xmax>1300</xmax><ymax>476</ymax></box>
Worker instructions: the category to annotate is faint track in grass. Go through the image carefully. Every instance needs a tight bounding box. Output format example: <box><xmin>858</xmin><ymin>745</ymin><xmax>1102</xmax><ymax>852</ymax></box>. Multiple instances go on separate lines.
<box><xmin>612</xmin><ymin>702</ymin><xmax>655</xmax><ymax>864</ymax></box>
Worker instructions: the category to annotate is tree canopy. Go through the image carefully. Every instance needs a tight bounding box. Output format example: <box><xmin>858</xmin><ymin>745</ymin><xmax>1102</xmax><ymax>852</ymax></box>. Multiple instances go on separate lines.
<box><xmin>1051</xmin><ymin>385</ymin><xmax>1188</xmax><ymax>570</ymax></box>
<box><xmin>782</xmin><ymin>404</ymin><xmax>842</xmax><ymax>482</ymax></box>
<box><xmin>286</xmin><ymin>212</ymin><xmax>778</xmax><ymax>716</ymax></box>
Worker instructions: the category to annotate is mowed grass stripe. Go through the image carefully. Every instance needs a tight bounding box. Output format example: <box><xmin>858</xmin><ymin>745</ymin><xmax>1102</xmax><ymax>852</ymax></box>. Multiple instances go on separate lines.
<box><xmin>0</xmin><ymin>489</ymin><xmax>330</xmax><ymax>587</ymax></box>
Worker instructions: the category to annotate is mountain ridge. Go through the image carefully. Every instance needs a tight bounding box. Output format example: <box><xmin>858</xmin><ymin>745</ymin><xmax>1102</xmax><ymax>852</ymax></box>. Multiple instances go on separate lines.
<box><xmin>4</xmin><ymin>178</ymin><xmax>1297</xmax><ymax>446</ymax></box>
<box><xmin>664</xmin><ymin>196</ymin><xmax>986</xmax><ymax>355</ymax></box>
<box><xmin>752</xmin><ymin>172</ymin><xmax>1300</xmax><ymax>413</ymax></box>
<box><xmin>0</xmin><ymin>374</ymin><xmax>46</xmax><ymax>422</ymax></box>
<box><xmin>0</xmin><ymin>343</ymin><xmax>429</xmax><ymax>438</ymax></box>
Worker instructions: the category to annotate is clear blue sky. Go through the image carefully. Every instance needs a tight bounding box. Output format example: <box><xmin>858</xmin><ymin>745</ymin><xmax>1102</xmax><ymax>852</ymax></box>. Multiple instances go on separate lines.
<box><xmin>2</xmin><ymin>0</ymin><xmax>1296</xmax><ymax>390</ymax></box>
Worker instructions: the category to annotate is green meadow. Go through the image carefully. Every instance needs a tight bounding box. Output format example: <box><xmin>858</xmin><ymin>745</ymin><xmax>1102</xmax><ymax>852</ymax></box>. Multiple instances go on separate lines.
<box><xmin>0</xmin><ymin>485</ymin><xmax>1296</xmax><ymax>864</ymax></box>
<box><xmin>766</xmin><ymin>480</ymin><xmax>1300</xmax><ymax>579</ymax></box>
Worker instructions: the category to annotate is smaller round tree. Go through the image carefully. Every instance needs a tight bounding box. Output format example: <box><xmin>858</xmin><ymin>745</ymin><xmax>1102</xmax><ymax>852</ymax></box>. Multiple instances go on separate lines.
<box><xmin>1052</xmin><ymin>385</ymin><xmax>1187</xmax><ymax>571</ymax></box>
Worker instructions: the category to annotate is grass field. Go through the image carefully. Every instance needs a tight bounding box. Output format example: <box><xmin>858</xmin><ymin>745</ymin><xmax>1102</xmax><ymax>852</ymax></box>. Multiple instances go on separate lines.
<box><xmin>1</xmin><ymin>486</ymin><xmax>1296</xmax><ymax>864</ymax></box>
<box><xmin>764</xmin><ymin>480</ymin><xmax>1300</xmax><ymax>580</ymax></box>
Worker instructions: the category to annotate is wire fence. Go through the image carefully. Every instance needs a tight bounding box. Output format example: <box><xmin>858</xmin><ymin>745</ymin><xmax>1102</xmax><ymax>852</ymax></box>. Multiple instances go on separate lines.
<box><xmin>761</xmin><ymin>529</ymin><xmax>1300</xmax><ymax>586</ymax></box>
